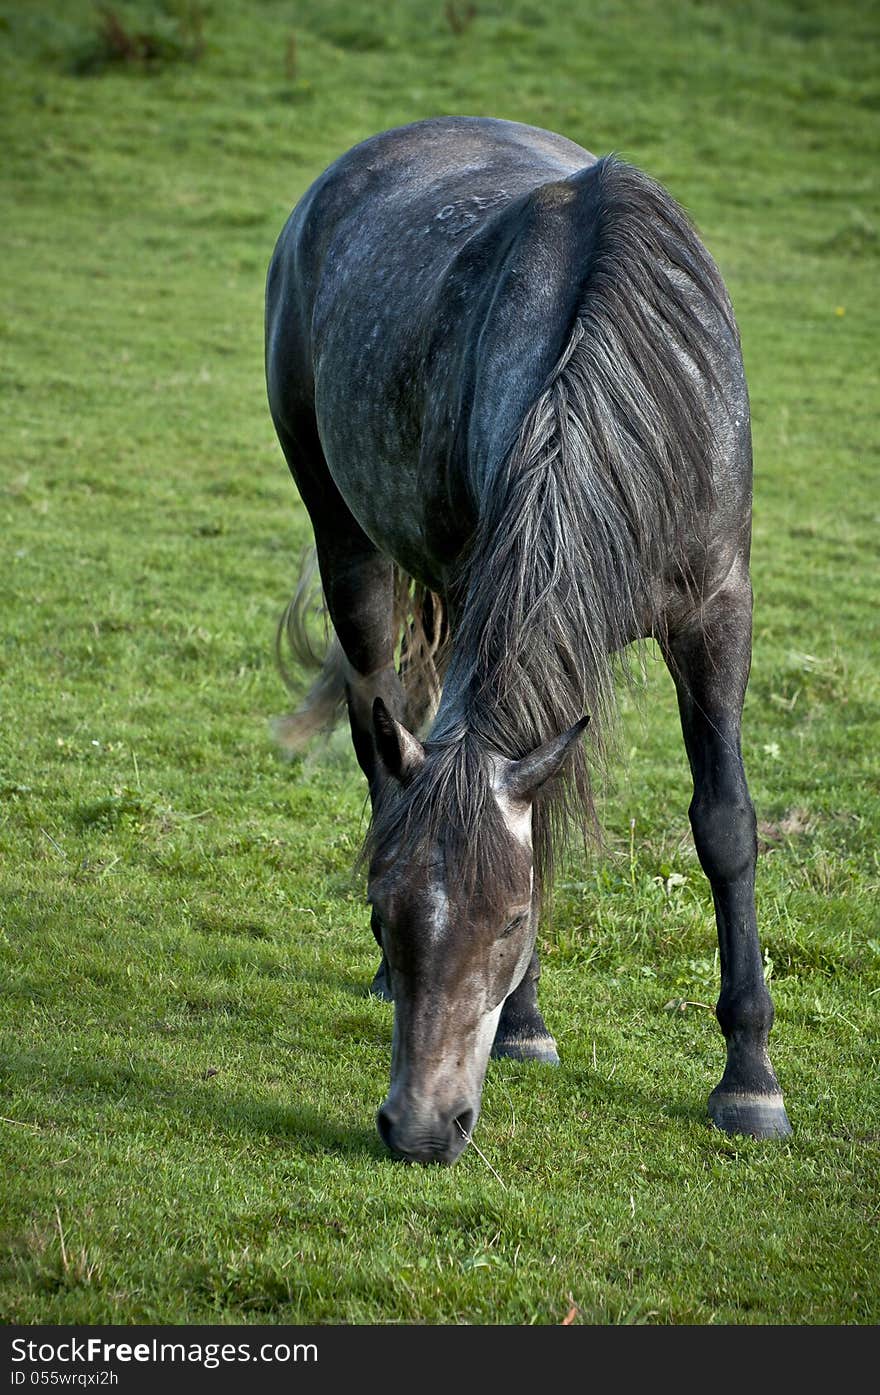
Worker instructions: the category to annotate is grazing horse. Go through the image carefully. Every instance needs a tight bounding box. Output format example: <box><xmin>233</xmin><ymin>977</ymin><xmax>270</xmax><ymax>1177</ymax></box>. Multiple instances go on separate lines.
<box><xmin>265</xmin><ymin>116</ymin><xmax>791</xmax><ymax>1164</ymax></box>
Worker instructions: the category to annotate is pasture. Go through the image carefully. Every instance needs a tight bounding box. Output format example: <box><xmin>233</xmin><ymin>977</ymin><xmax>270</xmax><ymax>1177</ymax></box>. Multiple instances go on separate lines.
<box><xmin>1</xmin><ymin>0</ymin><xmax>878</xmax><ymax>1324</ymax></box>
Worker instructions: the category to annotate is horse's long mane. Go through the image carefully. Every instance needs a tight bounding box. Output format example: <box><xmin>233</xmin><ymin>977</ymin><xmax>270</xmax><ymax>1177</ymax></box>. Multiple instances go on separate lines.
<box><xmin>365</xmin><ymin>158</ymin><xmax>737</xmax><ymax>897</ymax></box>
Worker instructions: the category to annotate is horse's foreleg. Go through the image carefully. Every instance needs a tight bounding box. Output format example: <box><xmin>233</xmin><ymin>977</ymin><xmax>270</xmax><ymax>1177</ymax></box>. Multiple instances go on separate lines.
<box><xmin>273</xmin><ymin>412</ymin><xmax>404</xmax><ymax>998</ymax></box>
<box><xmin>664</xmin><ymin>576</ymin><xmax>792</xmax><ymax>1138</ymax></box>
<box><xmin>491</xmin><ymin>950</ymin><xmax>560</xmax><ymax>1063</ymax></box>
<box><xmin>317</xmin><ymin>547</ymin><xmax>405</xmax><ymax>785</ymax></box>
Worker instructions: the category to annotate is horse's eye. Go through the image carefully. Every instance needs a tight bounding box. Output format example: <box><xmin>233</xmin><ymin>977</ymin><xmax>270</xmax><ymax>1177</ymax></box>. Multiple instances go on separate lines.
<box><xmin>501</xmin><ymin>912</ymin><xmax>527</xmax><ymax>938</ymax></box>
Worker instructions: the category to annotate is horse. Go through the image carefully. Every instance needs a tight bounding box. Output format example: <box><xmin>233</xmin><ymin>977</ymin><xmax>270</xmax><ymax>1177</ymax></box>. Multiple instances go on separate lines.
<box><xmin>265</xmin><ymin>116</ymin><xmax>791</xmax><ymax>1165</ymax></box>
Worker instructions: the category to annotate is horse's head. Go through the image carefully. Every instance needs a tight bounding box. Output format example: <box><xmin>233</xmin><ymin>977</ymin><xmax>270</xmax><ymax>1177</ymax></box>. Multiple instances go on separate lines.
<box><xmin>368</xmin><ymin>699</ymin><xmax>587</xmax><ymax>1164</ymax></box>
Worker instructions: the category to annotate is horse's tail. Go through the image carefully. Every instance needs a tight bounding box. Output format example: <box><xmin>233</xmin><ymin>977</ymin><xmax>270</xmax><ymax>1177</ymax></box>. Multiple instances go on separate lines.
<box><xmin>275</xmin><ymin>550</ymin><xmax>449</xmax><ymax>752</ymax></box>
<box><xmin>274</xmin><ymin>550</ymin><xmax>346</xmax><ymax>752</ymax></box>
<box><xmin>447</xmin><ymin>155</ymin><xmax>740</xmax><ymax>878</ymax></box>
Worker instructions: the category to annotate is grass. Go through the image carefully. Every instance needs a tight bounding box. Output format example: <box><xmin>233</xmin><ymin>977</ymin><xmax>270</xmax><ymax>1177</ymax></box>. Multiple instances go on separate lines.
<box><xmin>1</xmin><ymin>0</ymin><xmax>878</xmax><ymax>1325</ymax></box>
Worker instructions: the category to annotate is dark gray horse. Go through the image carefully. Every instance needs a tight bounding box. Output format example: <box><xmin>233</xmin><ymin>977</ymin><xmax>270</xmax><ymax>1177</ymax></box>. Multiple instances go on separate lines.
<box><xmin>265</xmin><ymin>116</ymin><xmax>791</xmax><ymax>1164</ymax></box>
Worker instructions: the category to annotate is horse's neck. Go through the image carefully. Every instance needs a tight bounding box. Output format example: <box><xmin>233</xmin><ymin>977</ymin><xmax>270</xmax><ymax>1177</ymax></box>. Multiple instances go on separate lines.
<box><xmin>427</xmin><ymin>630</ymin><xmax>536</xmax><ymax>764</ymax></box>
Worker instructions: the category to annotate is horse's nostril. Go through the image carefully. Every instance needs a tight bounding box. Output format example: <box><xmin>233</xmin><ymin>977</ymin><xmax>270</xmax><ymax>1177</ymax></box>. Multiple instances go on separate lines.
<box><xmin>376</xmin><ymin>1105</ymin><xmax>395</xmax><ymax>1151</ymax></box>
<box><xmin>378</xmin><ymin>1102</ymin><xmax>474</xmax><ymax>1162</ymax></box>
<box><xmin>454</xmin><ymin>1108</ymin><xmax>475</xmax><ymax>1141</ymax></box>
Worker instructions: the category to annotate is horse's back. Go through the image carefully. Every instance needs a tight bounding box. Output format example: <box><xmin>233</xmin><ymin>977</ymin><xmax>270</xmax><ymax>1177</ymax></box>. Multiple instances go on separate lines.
<box><xmin>266</xmin><ymin>117</ymin><xmax>595</xmax><ymax>414</ymax></box>
<box><xmin>266</xmin><ymin>119</ymin><xmax>607</xmax><ymax>576</ymax></box>
<box><xmin>266</xmin><ymin>117</ymin><xmax>747</xmax><ymax>594</ymax></box>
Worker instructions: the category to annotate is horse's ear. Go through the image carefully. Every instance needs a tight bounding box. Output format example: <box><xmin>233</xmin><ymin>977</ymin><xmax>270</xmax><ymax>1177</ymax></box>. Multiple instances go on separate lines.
<box><xmin>372</xmin><ymin>698</ymin><xmax>425</xmax><ymax>786</ymax></box>
<box><xmin>503</xmin><ymin>716</ymin><xmax>590</xmax><ymax>803</ymax></box>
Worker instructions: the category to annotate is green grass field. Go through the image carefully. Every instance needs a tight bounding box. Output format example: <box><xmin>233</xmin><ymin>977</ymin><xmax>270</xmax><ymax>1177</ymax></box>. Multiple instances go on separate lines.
<box><xmin>1</xmin><ymin>0</ymin><xmax>878</xmax><ymax>1324</ymax></box>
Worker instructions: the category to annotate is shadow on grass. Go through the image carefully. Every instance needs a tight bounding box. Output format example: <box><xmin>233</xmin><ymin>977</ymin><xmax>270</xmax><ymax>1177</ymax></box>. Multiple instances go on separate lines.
<box><xmin>186</xmin><ymin>1085</ymin><xmax>386</xmax><ymax>1160</ymax></box>
<box><xmin>3</xmin><ymin>1045</ymin><xmax>387</xmax><ymax>1162</ymax></box>
<box><xmin>289</xmin><ymin>960</ymin><xmax>383</xmax><ymax>1001</ymax></box>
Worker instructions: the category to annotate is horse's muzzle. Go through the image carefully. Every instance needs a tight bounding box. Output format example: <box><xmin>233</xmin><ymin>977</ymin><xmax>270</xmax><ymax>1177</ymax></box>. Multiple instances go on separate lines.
<box><xmin>376</xmin><ymin>1101</ymin><xmax>475</xmax><ymax>1165</ymax></box>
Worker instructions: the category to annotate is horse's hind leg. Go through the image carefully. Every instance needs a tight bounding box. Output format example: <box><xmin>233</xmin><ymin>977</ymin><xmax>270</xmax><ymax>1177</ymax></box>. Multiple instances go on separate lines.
<box><xmin>664</xmin><ymin>572</ymin><xmax>792</xmax><ymax>1138</ymax></box>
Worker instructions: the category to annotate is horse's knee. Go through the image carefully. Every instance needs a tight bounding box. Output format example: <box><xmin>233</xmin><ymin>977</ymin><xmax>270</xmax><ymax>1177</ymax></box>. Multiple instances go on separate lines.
<box><xmin>345</xmin><ymin>667</ymin><xmax>407</xmax><ymax>786</ymax></box>
<box><xmin>689</xmin><ymin>794</ymin><xmax>756</xmax><ymax>884</ymax></box>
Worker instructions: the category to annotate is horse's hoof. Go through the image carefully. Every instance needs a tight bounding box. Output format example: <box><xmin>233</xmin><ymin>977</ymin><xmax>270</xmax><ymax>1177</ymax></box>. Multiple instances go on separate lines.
<box><xmin>708</xmin><ymin>1089</ymin><xmax>792</xmax><ymax>1140</ymax></box>
<box><xmin>368</xmin><ymin>966</ymin><xmax>393</xmax><ymax>1002</ymax></box>
<box><xmin>491</xmin><ymin>1035</ymin><xmax>560</xmax><ymax>1065</ymax></box>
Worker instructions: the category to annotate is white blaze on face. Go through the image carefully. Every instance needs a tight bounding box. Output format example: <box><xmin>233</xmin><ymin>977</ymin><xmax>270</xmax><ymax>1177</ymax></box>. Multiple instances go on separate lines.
<box><xmin>426</xmin><ymin>874</ymin><xmax>450</xmax><ymax>941</ymax></box>
<box><xmin>489</xmin><ymin>757</ymin><xmax>533</xmax><ymax>848</ymax></box>
<box><xmin>419</xmin><ymin>868</ymin><xmax>513</xmax><ymax>1082</ymax></box>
